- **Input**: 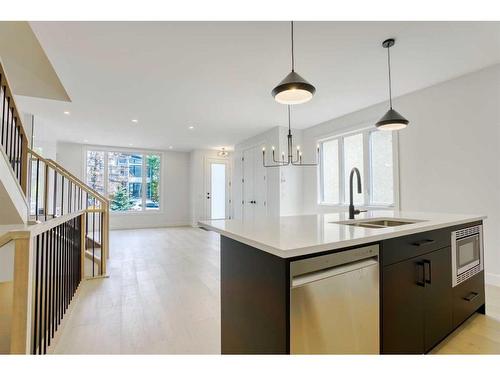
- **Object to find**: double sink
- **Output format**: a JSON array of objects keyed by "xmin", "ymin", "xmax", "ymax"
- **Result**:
[{"xmin": 333, "ymin": 218, "xmax": 423, "ymax": 229}]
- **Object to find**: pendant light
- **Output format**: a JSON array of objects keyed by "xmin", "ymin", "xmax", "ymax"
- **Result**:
[
  {"xmin": 262, "ymin": 106, "xmax": 319, "ymax": 168},
  {"xmin": 375, "ymin": 38, "xmax": 409, "ymax": 131},
  {"xmin": 271, "ymin": 21, "xmax": 316, "ymax": 105},
  {"xmin": 217, "ymin": 148, "xmax": 229, "ymax": 157}
]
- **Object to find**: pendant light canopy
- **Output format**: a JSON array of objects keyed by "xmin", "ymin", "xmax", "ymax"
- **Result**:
[
  {"xmin": 376, "ymin": 38, "xmax": 409, "ymax": 131},
  {"xmin": 272, "ymin": 21, "xmax": 316, "ymax": 105}
]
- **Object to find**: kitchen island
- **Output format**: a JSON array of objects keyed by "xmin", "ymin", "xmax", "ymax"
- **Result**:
[{"xmin": 200, "ymin": 211, "xmax": 486, "ymax": 354}]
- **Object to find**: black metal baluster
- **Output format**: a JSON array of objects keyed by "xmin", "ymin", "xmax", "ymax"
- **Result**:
[
  {"xmin": 8, "ymin": 110, "xmax": 14, "ymax": 166},
  {"xmin": 51, "ymin": 227, "xmax": 56, "ymax": 340},
  {"xmin": 53, "ymin": 171, "xmax": 58, "ymax": 217},
  {"xmin": 66, "ymin": 220, "xmax": 69, "ymax": 310},
  {"xmin": 68, "ymin": 180, "xmax": 72, "ymax": 213},
  {"xmin": 0, "ymin": 76, "xmax": 4, "ymax": 145},
  {"xmin": 47, "ymin": 228, "xmax": 52, "ymax": 347},
  {"xmin": 1, "ymin": 85, "xmax": 5, "ymax": 147},
  {"xmin": 11, "ymin": 118, "xmax": 16, "ymax": 172},
  {"xmin": 43, "ymin": 231, "xmax": 49, "ymax": 354},
  {"xmin": 73, "ymin": 217, "xmax": 76, "ymax": 293},
  {"xmin": 5, "ymin": 98, "xmax": 10, "ymax": 158},
  {"xmin": 14, "ymin": 120, "xmax": 19, "ymax": 176},
  {"xmin": 58, "ymin": 223, "xmax": 62, "ymax": 325},
  {"xmin": 38, "ymin": 232, "xmax": 45, "ymax": 354},
  {"xmin": 17, "ymin": 128, "xmax": 22, "ymax": 180},
  {"xmin": 100, "ymin": 211, "xmax": 103, "ymax": 275},
  {"xmin": 92, "ymin": 208, "xmax": 96, "ymax": 277},
  {"xmin": 61, "ymin": 176, "xmax": 65, "ymax": 216},
  {"xmin": 44, "ymin": 163, "xmax": 48, "ymax": 222},
  {"xmin": 35, "ymin": 158, "xmax": 40, "ymax": 221},
  {"xmin": 3, "ymin": 102, "xmax": 7, "ymax": 151}
]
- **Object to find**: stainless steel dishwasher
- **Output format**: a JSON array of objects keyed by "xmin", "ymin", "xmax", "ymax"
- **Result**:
[{"xmin": 290, "ymin": 245, "xmax": 379, "ymax": 354}]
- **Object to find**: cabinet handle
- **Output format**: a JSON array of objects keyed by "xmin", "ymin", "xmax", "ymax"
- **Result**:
[
  {"xmin": 423, "ymin": 259, "xmax": 431, "ymax": 284},
  {"xmin": 412, "ymin": 239, "xmax": 436, "ymax": 247},
  {"xmin": 416, "ymin": 262, "xmax": 425, "ymax": 287},
  {"xmin": 463, "ymin": 292, "xmax": 479, "ymax": 302}
]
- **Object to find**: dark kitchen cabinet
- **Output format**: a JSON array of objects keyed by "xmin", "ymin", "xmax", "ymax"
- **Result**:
[
  {"xmin": 422, "ymin": 246, "xmax": 452, "ymax": 351},
  {"xmin": 382, "ymin": 246, "xmax": 452, "ymax": 354},
  {"xmin": 382, "ymin": 255, "xmax": 425, "ymax": 353}
]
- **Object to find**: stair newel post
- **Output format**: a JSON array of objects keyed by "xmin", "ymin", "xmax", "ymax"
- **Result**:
[{"xmin": 10, "ymin": 237, "xmax": 32, "ymax": 354}]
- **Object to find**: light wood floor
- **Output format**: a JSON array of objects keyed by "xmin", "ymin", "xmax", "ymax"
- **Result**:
[{"xmin": 50, "ymin": 227, "xmax": 500, "ymax": 354}]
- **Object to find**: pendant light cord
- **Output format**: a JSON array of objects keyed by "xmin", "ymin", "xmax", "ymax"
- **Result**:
[
  {"xmin": 387, "ymin": 44, "xmax": 393, "ymax": 109},
  {"xmin": 288, "ymin": 105, "xmax": 292, "ymax": 135},
  {"xmin": 291, "ymin": 21, "xmax": 295, "ymax": 72}
]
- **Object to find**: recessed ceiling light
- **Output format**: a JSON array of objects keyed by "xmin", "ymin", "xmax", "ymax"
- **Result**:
[
  {"xmin": 129, "ymin": 143, "xmax": 133, "ymax": 146},
  {"xmin": 168, "ymin": 146, "xmax": 173, "ymax": 149},
  {"xmin": 131, "ymin": 119, "xmax": 138, "ymax": 123},
  {"xmin": 83, "ymin": 139, "xmax": 89, "ymax": 143},
  {"xmin": 188, "ymin": 126, "xmax": 194, "ymax": 130},
  {"xmin": 64, "ymin": 111, "xmax": 70, "ymax": 115}
]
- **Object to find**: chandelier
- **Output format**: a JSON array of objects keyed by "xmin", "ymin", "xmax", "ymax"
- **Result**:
[{"xmin": 262, "ymin": 106, "xmax": 319, "ymax": 167}]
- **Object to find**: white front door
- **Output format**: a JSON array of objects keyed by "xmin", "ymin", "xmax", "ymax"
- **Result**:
[{"xmin": 205, "ymin": 158, "xmax": 230, "ymax": 220}]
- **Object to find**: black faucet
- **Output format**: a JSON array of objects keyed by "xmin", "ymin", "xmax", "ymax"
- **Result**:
[{"xmin": 348, "ymin": 167, "xmax": 365, "ymax": 220}]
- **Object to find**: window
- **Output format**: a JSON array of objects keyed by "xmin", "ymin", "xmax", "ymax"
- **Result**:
[
  {"xmin": 320, "ymin": 128, "xmax": 397, "ymax": 207},
  {"xmin": 86, "ymin": 150, "xmax": 161, "ymax": 212}
]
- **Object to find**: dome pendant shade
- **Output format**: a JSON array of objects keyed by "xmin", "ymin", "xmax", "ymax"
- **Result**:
[
  {"xmin": 375, "ymin": 108, "xmax": 409, "ymax": 131},
  {"xmin": 272, "ymin": 71, "xmax": 316, "ymax": 105},
  {"xmin": 376, "ymin": 38, "xmax": 409, "ymax": 131}
]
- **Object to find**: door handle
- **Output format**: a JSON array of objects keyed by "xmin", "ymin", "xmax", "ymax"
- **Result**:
[
  {"xmin": 463, "ymin": 292, "xmax": 479, "ymax": 302},
  {"xmin": 423, "ymin": 259, "xmax": 431, "ymax": 284},
  {"xmin": 416, "ymin": 261, "xmax": 425, "ymax": 287},
  {"xmin": 412, "ymin": 239, "xmax": 436, "ymax": 247}
]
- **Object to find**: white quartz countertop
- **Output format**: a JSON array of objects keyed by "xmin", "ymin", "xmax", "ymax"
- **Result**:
[{"xmin": 199, "ymin": 210, "xmax": 485, "ymax": 258}]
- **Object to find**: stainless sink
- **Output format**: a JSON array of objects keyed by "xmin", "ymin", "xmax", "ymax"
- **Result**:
[{"xmin": 332, "ymin": 218, "xmax": 423, "ymax": 229}]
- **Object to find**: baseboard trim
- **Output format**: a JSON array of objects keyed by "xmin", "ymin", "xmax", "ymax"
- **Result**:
[
  {"xmin": 486, "ymin": 272, "xmax": 500, "ymax": 287},
  {"xmin": 110, "ymin": 222, "xmax": 191, "ymax": 231}
]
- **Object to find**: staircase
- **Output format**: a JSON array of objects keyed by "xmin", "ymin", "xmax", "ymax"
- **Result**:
[{"xmin": 0, "ymin": 59, "xmax": 109, "ymax": 354}]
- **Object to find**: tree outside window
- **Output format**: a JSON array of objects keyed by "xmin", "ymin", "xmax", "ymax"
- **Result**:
[{"xmin": 86, "ymin": 150, "xmax": 161, "ymax": 212}]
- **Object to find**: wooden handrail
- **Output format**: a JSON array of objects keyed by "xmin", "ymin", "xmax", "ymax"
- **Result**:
[
  {"xmin": 26, "ymin": 149, "xmax": 110, "ymax": 274},
  {"xmin": 27, "ymin": 149, "xmax": 109, "ymax": 206},
  {"xmin": 0, "ymin": 59, "xmax": 29, "ymax": 194}
]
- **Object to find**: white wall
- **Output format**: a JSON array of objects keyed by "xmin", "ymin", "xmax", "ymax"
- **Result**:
[
  {"xmin": 301, "ymin": 64, "xmax": 500, "ymax": 285},
  {"xmin": 56, "ymin": 142, "xmax": 191, "ymax": 230}
]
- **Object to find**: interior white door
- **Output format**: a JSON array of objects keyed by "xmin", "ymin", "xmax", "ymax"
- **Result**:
[
  {"xmin": 242, "ymin": 145, "xmax": 267, "ymax": 221},
  {"xmin": 242, "ymin": 148, "xmax": 255, "ymax": 221},
  {"xmin": 205, "ymin": 158, "xmax": 230, "ymax": 220}
]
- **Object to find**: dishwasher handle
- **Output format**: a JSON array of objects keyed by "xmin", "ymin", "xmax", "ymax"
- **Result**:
[{"xmin": 292, "ymin": 257, "xmax": 378, "ymax": 288}]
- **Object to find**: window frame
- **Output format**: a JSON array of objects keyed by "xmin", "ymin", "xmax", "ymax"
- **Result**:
[
  {"xmin": 318, "ymin": 124, "xmax": 400, "ymax": 209},
  {"xmin": 83, "ymin": 145, "xmax": 163, "ymax": 214}
]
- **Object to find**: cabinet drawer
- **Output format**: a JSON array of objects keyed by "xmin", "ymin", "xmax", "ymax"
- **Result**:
[
  {"xmin": 381, "ymin": 228, "xmax": 451, "ymax": 266},
  {"xmin": 452, "ymin": 271, "xmax": 485, "ymax": 329}
]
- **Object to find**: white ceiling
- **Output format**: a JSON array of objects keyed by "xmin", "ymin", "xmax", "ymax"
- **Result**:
[
  {"xmin": 0, "ymin": 22, "xmax": 70, "ymax": 101},
  {"xmin": 16, "ymin": 21, "xmax": 500, "ymax": 151}
]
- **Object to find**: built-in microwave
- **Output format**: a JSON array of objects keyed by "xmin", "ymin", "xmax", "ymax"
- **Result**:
[{"xmin": 451, "ymin": 225, "xmax": 484, "ymax": 287}]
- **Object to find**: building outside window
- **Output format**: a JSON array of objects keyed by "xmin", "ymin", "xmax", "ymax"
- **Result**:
[
  {"xmin": 86, "ymin": 150, "xmax": 161, "ymax": 212},
  {"xmin": 319, "ymin": 128, "xmax": 397, "ymax": 207}
]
